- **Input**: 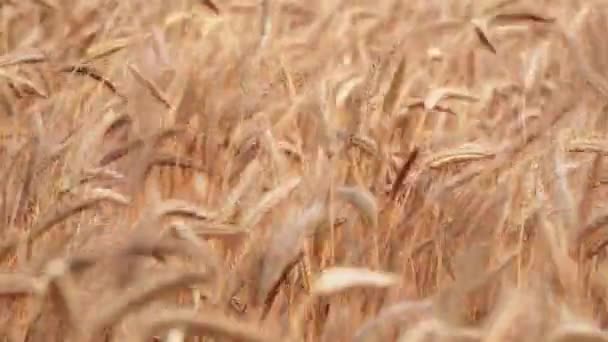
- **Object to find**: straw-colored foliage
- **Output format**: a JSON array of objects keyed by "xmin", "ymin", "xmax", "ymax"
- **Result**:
[{"xmin": 1, "ymin": 0, "xmax": 608, "ymax": 340}]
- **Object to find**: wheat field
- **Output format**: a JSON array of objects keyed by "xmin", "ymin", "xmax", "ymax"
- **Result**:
[{"xmin": 1, "ymin": 0, "xmax": 608, "ymax": 341}]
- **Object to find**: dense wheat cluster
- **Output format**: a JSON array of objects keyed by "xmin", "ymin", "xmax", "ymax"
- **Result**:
[{"xmin": 3, "ymin": 0, "xmax": 608, "ymax": 341}]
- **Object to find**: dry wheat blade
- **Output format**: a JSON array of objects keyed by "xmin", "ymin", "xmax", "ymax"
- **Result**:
[
  {"xmin": 335, "ymin": 75, "xmax": 365, "ymax": 110},
  {"xmin": 390, "ymin": 147, "xmax": 419, "ymax": 200},
  {"xmin": 427, "ymin": 143, "xmax": 495, "ymax": 168},
  {"xmin": 29, "ymin": 192, "xmax": 131, "ymax": 244},
  {"xmin": 424, "ymin": 87, "xmax": 479, "ymax": 111},
  {"xmin": 128, "ymin": 63, "xmax": 172, "ymax": 109},
  {"xmin": 98, "ymin": 126, "xmax": 186, "ymax": 166},
  {"xmin": 156, "ymin": 199, "xmax": 217, "ymax": 220},
  {"xmin": 258, "ymin": 202, "xmax": 326, "ymax": 306},
  {"xmin": 0, "ymin": 48, "xmax": 46, "ymax": 67},
  {"xmin": 85, "ymin": 37, "xmax": 133, "ymax": 61},
  {"xmin": 336, "ymin": 186, "xmax": 378, "ymax": 228},
  {"xmin": 0, "ymin": 69, "xmax": 48, "ymax": 98},
  {"xmin": 312, "ymin": 267, "xmax": 398, "ymax": 296},
  {"xmin": 59, "ymin": 64, "xmax": 124, "ymax": 99},
  {"xmin": 382, "ymin": 56, "xmax": 406, "ymax": 115},
  {"xmin": 348, "ymin": 134, "xmax": 379, "ymax": 157},
  {"xmin": 471, "ymin": 18, "xmax": 497, "ymax": 53},
  {"xmin": 239, "ymin": 176, "xmax": 301, "ymax": 229},
  {"xmin": 491, "ymin": 10, "xmax": 556, "ymax": 25}
]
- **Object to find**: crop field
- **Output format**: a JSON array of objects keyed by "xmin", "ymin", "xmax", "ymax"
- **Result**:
[{"xmin": 2, "ymin": 0, "xmax": 608, "ymax": 341}]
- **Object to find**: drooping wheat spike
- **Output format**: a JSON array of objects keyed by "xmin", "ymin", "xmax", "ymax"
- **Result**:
[
  {"xmin": 382, "ymin": 56, "xmax": 406, "ymax": 116},
  {"xmin": 84, "ymin": 37, "xmax": 134, "ymax": 62},
  {"xmin": 218, "ymin": 159, "xmax": 262, "ymax": 221},
  {"xmin": 0, "ymin": 48, "xmax": 47, "ymax": 67},
  {"xmin": 28, "ymin": 191, "xmax": 130, "ymax": 247},
  {"xmin": 59, "ymin": 64, "xmax": 125, "ymax": 99},
  {"xmin": 257, "ymin": 201, "xmax": 326, "ymax": 311},
  {"xmin": 311, "ymin": 266, "xmax": 398, "ymax": 296},
  {"xmin": 390, "ymin": 147, "xmax": 419, "ymax": 200},
  {"xmin": 426, "ymin": 143, "xmax": 495, "ymax": 169},
  {"xmin": 336, "ymin": 186, "xmax": 378, "ymax": 229},
  {"xmin": 0, "ymin": 69, "xmax": 48, "ymax": 98},
  {"xmin": 239, "ymin": 176, "xmax": 301, "ymax": 229},
  {"xmin": 98, "ymin": 126, "xmax": 186, "ymax": 166},
  {"xmin": 423, "ymin": 87, "xmax": 479, "ymax": 111},
  {"xmin": 348, "ymin": 134, "xmax": 379, "ymax": 158}
]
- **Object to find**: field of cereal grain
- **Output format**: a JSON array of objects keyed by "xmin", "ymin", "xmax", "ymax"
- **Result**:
[{"xmin": 1, "ymin": 0, "xmax": 608, "ymax": 341}]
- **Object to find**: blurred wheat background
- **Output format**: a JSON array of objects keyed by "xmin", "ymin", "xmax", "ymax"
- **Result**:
[{"xmin": 1, "ymin": 0, "xmax": 608, "ymax": 341}]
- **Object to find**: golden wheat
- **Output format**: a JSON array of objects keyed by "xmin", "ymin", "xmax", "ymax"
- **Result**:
[{"xmin": 2, "ymin": 0, "xmax": 608, "ymax": 340}]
